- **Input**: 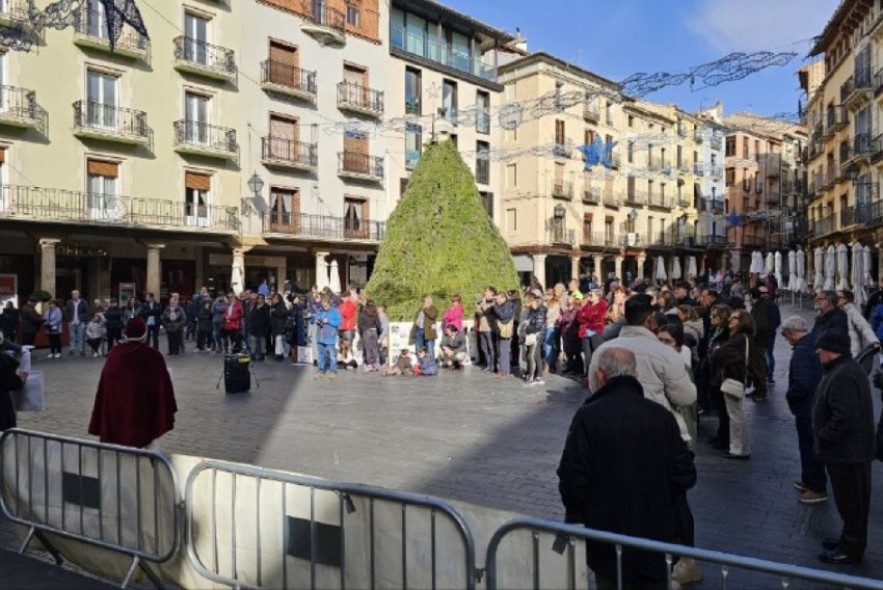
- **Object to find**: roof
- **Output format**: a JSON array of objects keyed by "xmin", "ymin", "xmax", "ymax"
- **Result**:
[
  {"xmin": 724, "ymin": 113, "xmax": 807, "ymax": 141},
  {"xmin": 497, "ymin": 52, "xmax": 622, "ymax": 89},
  {"xmin": 809, "ymin": 0, "xmax": 871, "ymax": 57},
  {"xmin": 393, "ymin": 0, "xmax": 515, "ymax": 43}
]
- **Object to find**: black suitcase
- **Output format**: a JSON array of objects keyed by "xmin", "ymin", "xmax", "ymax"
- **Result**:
[{"xmin": 224, "ymin": 354, "xmax": 251, "ymax": 394}]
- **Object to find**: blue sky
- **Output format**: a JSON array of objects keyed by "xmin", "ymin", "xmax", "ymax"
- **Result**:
[{"xmin": 443, "ymin": 0, "xmax": 839, "ymax": 117}]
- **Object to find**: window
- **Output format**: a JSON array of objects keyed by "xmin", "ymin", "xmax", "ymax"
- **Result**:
[
  {"xmin": 476, "ymin": 140, "xmax": 490, "ymax": 184},
  {"xmin": 268, "ymin": 115, "xmax": 299, "ymax": 162},
  {"xmin": 506, "ymin": 207, "xmax": 517, "ymax": 231},
  {"xmin": 86, "ymin": 159, "xmax": 118, "ymax": 220},
  {"xmin": 628, "ymin": 115, "xmax": 634, "ymax": 128},
  {"xmin": 268, "ymin": 41, "xmax": 299, "ymax": 87},
  {"xmin": 725, "ymin": 168, "xmax": 735, "ymax": 187},
  {"xmin": 343, "ymin": 130, "xmax": 369, "ymax": 173},
  {"xmin": 742, "ymin": 137, "xmax": 749, "ymax": 158},
  {"xmin": 479, "ymin": 191, "xmax": 493, "ymax": 218},
  {"xmin": 86, "ymin": 0, "xmax": 108, "ymax": 38},
  {"xmin": 583, "ymin": 214, "xmax": 593, "ymax": 240},
  {"xmin": 405, "ymin": 67, "xmax": 421, "ymax": 114},
  {"xmin": 184, "ymin": 92, "xmax": 210, "ymax": 144},
  {"xmin": 86, "ymin": 69, "xmax": 118, "ymax": 129},
  {"xmin": 754, "ymin": 140, "xmax": 760, "ymax": 162},
  {"xmin": 506, "ymin": 163, "xmax": 517, "ymax": 188},
  {"xmin": 405, "ymin": 122, "xmax": 422, "ymax": 170},
  {"xmin": 676, "ymin": 145, "xmax": 683, "ymax": 167},
  {"xmin": 442, "ymin": 79, "xmax": 458, "ymax": 122},
  {"xmin": 183, "ymin": 12, "xmax": 209, "ymax": 64},
  {"xmin": 346, "ymin": 2, "xmax": 361, "ymax": 26},
  {"xmin": 627, "ymin": 140, "xmax": 634, "ymax": 163},
  {"xmin": 555, "ymin": 120, "xmax": 565, "ymax": 145},
  {"xmin": 344, "ymin": 197, "xmax": 369, "ymax": 238},
  {"xmin": 342, "ymin": 63, "xmax": 369, "ymax": 106},
  {"xmin": 184, "ymin": 171, "xmax": 210, "ymax": 227},
  {"xmin": 449, "ymin": 133, "xmax": 458, "ymax": 148},
  {"xmin": 269, "ymin": 187, "xmax": 299, "ymax": 229},
  {"xmin": 605, "ymin": 101, "xmax": 613, "ymax": 125},
  {"xmin": 476, "ymin": 90, "xmax": 490, "ymax": 134}
]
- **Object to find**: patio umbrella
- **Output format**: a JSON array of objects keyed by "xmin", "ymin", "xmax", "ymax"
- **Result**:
[
  {"xmin": 764, "ymin": 252, "xmax": 774, "ymax": 276},
  {"xmin": 671, "ymin": 257, "xmax": 682, "ymax": 280},
  {"xmin": 329, "ymin": 259, "xmax": 342, "ymax": 293},
  {"xmin": 836, "ymin": 243, "xmax": 849, "ymax": 291},
  {"xmin": 813, "ymin": 247, "xmax": 824, "ymax": 291},
  {"xmin": 731, "ymin": 250, "xmax": 741, "ymax": 273},
  {"xmin": 774, "ymin": 251, "xmax": 783, "ymax": 286},
  {"xmin": 748, "ymin": 251, "xmax": 762, "ymax": 274},
  {"xmin": 687, "ymin": 256, "xmax": 698, "ymax": 279},
  {"xmin": 787, "ymin": 250, "xmax": 797, "ymax": 291},
  {"xmin": 864, "ymin": 245, "xmax": 874, "ymax": 289},
  {"xmin": 796, "ymin": 247, "xmax": 807, "ymax": 292},
  {"xmin": 824, "ymin": 245, "xmax": 836, "ymax": 291},
  {"xmin": 655, "ymin": 256, "xmax": 667, "ymax": 282},
  {"xmin": 852, "ymin": 242, "xmax": 866, "ymax": 308}
]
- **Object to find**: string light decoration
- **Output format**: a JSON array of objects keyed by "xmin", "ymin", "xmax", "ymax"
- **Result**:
[{"xmin": 1, "ymin": 0, "xmax": 148, "ymax": 52}]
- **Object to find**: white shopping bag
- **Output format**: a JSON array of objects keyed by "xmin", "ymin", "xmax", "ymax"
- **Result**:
[{"xmin": 13, "ymin": 370, "xmax": 43, "ymax": 412}]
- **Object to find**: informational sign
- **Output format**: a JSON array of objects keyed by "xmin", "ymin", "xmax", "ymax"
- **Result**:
[
  {"xmin": 387, "ymin": 322, "xmax": 414, "ymax": 367},
  {"xmin": 0, "ymin": 274, "xmax": 18, "ymax": 308},
  {"xmin": 118, "ymin": 282, "xmax": 136, "ymax": 306}
]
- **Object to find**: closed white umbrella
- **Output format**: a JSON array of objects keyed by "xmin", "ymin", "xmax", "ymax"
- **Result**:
[
  {"xmin": 864, "ymin": 245, "xmax": 874, "ymax": 288},
  {"xmin": 655, "ymin": 256, "xmax": 667, "ymax": 282},
  {"xmin": 824, "ymin": 245, "xmax": 836, "ymax": 291},
  {"xmin": 852, "ymin": 242, "xmax": 866, "ymax": 308},
  {"xmin": 797, "ymin": 247, "xmax": 807, "ymax": 292},
  {"xmin": 836, "ymin": 243, "xmax": 849, "ymax": 291},
  {"xmin": 329, "ymin": 259, "xmax": 342, "ymax": 293},
  {"xmin": 731, "ymin": 250, "xmax": 741, "ymax": 273},
  {"xmin": 687, "ymin": 256, "xmax": 698, "ymax": 279},
  {"xmin": 814, "ymin": 247, "xmax": 824, "ymax": 290},
  {"xmin": 748, "ymin": 251, "xmax": 761, "ymax": 274},
  {"xmin": 774, "ymin": 251, "xmax": 783, "ymax": 285},
  {"xmin": 787, "ymin": 250, "xmax": 797, "ymax": 291},
  {"xmin": 764, "ymin": 252, "xmax": 774, "ymax": 276},
  {"xmin": 671, "ymin": 257, "xmax": 682, "ymax": 280}
]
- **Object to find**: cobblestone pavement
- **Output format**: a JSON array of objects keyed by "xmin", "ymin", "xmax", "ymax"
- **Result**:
[{"xmin": 4, "ymin": 301, "xmax": 883, "ymax": 584}]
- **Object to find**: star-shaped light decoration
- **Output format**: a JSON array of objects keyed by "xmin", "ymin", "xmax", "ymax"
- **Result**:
[
  {"xmin": 578, "ymin": 136, "xmax": 618, "ymax": 171},
  {"xmin": 99, "ymin": 0, "xmax": 149, "ymax": 51}
]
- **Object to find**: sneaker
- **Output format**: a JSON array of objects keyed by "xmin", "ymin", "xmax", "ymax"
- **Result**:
[
  {"xmin": 818, "ymin": 549, "xmax": 862, "ymax": 565},
  {"xmin": 523, "ymin": 378, "xmax": 535, "ymax": 385},
  {"xmin": 533, "ymin": 379, "xmax": 545, "ymax": 386},
  {"xmin": 314, "ymin": 372, "xmax": 324, "ymax": 380},
  {"xmin": 328, "ymin": 372, "xmax": 337, "ymax": 380},
  {"xmin": 46, "ymin": 353, "xmax": 54, "ymax": 359},
  {"xmin": 672, "ymin": 557, "xmax": 703, "ymax": 585},
  {"xmin": 799, "ymin": 490, "xmax": 828, "ymax": 504},
  {"xmin": 793, "ymin": 480, "xmax": 808, "ymax": 492}
]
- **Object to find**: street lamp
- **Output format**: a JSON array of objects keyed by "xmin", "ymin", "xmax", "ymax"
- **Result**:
[
  {"xmin": 627, "ymin": 208, "xmax": 638, "ymax": 221},
  {"xmin": 846, "ymin": 162, "xmax": 861, "ymax": 184},
  {"xmin": 247, "ymin": 172, "xmax": 264, "ymax": 198},
  {"xmin": 553, "ymin": 204, "xmax": 566, "ymax": 219}
]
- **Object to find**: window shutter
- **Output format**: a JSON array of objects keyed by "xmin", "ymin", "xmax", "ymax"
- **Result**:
[
  {"xmin": 87, "ymin": 159, "xmax": 119, "ymax": 177},
  {"xmin": 185, "ymin": 171, "xmax": 211, "ymax": 191},
  {"xmin": 0, "ymin": 148, "xmax": 6, "ymax": 163}
]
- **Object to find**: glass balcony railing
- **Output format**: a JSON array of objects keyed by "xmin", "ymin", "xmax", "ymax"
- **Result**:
[{"xmin": 390, "ymin": 24, "xmax": 497, "ymax": 82}]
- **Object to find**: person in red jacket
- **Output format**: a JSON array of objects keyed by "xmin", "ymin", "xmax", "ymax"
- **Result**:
[
  {"xmin": 337, "ymin": 291, "xmax": 357, "ymax": 366},
  {"xmin": 576, "ymin": 289, "xmax": 608, "ymax": 379},
  {"xmin": 222, "ymin": 292, "xmax": 244, "ymax": 353}
]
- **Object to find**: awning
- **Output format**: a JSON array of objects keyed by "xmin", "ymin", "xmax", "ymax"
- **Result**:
[{"xmin": 512, "ymin": 255, "xmax": 534, "ymax": 272}]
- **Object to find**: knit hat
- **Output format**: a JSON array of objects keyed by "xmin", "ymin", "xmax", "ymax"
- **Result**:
[
  {"xmin": 815, "ymin": 330, "xmax": 851, "ymax": 356},
  {"xmin": 124, "ymin": 317, "xmax": 147, "ymax": 341}
]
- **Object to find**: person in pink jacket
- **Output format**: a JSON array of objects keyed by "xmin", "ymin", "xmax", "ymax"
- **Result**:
[{"xmin": 442, "ymin": 295, "xmax": 464, "ymax": 332}]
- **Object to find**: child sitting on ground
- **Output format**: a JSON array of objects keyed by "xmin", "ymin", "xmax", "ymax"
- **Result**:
[
  {"xmin": 384, "ymin": 349, "xmax": 414, "ymax": 376},
  {"xmin": 413, "ymin": 347, "xmax": 438, "ymax": 376}
]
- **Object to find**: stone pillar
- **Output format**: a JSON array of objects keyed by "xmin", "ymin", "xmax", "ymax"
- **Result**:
[
  {"xmin": 315, "ymin": 251, "xmax": 330, "ymax": 289},
  {"xmin": 636, "ymin": 254, "xmax": 646, "ymax": 280},
  {"xmin": 193, "ymin": 246, "xmax": 205, "ymax": 292},
  {"xmin": 532, "ymin": 254, "xmax": 547, "ymax": 288},
  {"xmin": 571, "ymin": 255, "xmax": 581, "ymax": 281},
  {"xmin": 146, "ymin": 243, "xmax": 165, "ymax": 297},
  {"xmin": 593, "ymin": 255, "xmax": 604, "ymax": 281},
  {"xmin": 38, "ymin": 238, "xmax": 60, "ymax": 298},
  {"xmin": 616, "ymin": 255, "xmax": 626, "ymax": 282}
]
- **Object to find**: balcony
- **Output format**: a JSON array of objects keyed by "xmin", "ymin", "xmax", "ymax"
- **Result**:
[
  {"xmin": 0, "ymin": 185, "xmax": 239, "ymax": 232},
  {"xmin": 857, "ymin": 201, "xmax": 883, "ymax": 226},
  {"xmin": 677, "ymin": 162, "xmax": 690, "ymax": 175},
  {"xmin": 677, "ymin": 124, "xmax": 687, "ymax": 138},
  {"xmin": 173, "ymin": 36, "xmax": 236, "ymax": 82},
  {"xmin": 693, "ymin": 162, "xmax": 705, "ymax": 177},
  {"xmin": 648, "ymin": 156, "xmax": 662, "ymax": 171},
  {"xmin": 73, "ymin": 5, "xmax": 149, "ymax": 59},
  {"xmin": 553, "ymin": 142, "xmax": 570, "ymax": 160},
  {"xmin": 390, "ymin": 24, "xmax": 497, "ymax": 83},
  {"xmin": 583, "ymin": 102, "xmax": 599, "ymax": 122},
  {"xmin": 710, "ymin": 166, "xmax": 723, "ymax": 179},
  {"xmin": 337, "ymin": 82, "xmax": 384, "ymax": 118},
  {"xmin": 875, "ymin": 65, "xmax": 883, "ymax": 96},
  {"xmin": 825, "ymin": 105, "xmax": 848, "ymax": 135},
  {"xmin": 624, "ymin": 190, "xmax": 646, "ymax": 206},
  {"xmin": 72, "ymin": 101, "xmax": 150, "ymax": 145},
  {"xmin": 604, "ymin": 191, "xmax": 621, "ymax": 208},
  {"xmin": 703, "ymin": 198, "xmax": 725, "ymax": 213},
  {"xmin": 647, "ymin": 193, "xmax": 672, "ymax": 210},
  {"xmin": 841, "ymin": 133, "xmax": 877, "ymax": 167},
  {"xmin": 702, "ymin": 235, "xmax": 729, "ymax": 248},
  {"xmin": 693, "ymin": 129, "xmax": 704, "ymax": 144},
  {"xmin": 551, "ymin": 181, "xmax": 574, "ymax": 200},
  {"xmin": 337, "ymin": 151, "xmax": 383, "ymax": 182},
  {"xmin": 646, "ymin": 230, "xmax": 676, "ymax": 248},
  {"xmin": 261, "ymin": 137, "xmax": 317, "ymax": 172},
  {"xmin": 812, "ymin": 213, "xmax": 837, "ymax": 238},
  {"xmin": 299, "ymin": 0, "xmax": 346, "ymax": 46},
  {"xmin": 710, "ymin": 135, "xmax": 722, "ymax": 150},
  {"xmin": 742, "ymin": 234, "xmax": 767, "ymax": 249},
  {"xmin": 582, "ymin": 186, "xmax": 601, "ymax": 205},
  {"xmin": 620, "ymin": 232, "xmax": 645, "ymax": 248},
  {"xmin": 0, "ymin": 86, "xmax": 41, "ymax": 129},
  {"xmin": 584, "ymin": 231, "xmax": 618, "ymax": 248},
  {"xmin": 0, "ymin": 0, "xmax": 27, "ymax": 27},
  {"xmin": 264, "ymin": 212, "xmax": 385, "ymax": 242},
  {"xmin": 547, "ymin": 224, "xmax": 575, "ymax": 245},
  {"xmin": 842, "ymin": 70, "xmax": 873, "ymax": 108},
  {"xmin": 840, "ymin": 206, "xmax": 857, "ymax": 229},
  {"xmin": 260, "ymin": 61, "xmax": 317, "ymax": 102},
  {"xmin": 677, "ymin": 196, "xmax": 691, "ymax": 209},
  {"xmin": 173, "ymin": 121, "xmax": 238, "ymax": 160}
]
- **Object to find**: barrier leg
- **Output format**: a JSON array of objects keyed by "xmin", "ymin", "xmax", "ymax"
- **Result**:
[
  {"xmin": 20, "ymin": 528, "xmax": 64, "ymax": 566},
  {"xmin": 138, "ymin": 560, "xmax": 165, "ymax": 590}
]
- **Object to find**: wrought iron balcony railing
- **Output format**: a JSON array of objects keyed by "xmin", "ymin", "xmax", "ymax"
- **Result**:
[
  {"xmin": 0, "ymin": 85, "xmax": 41, "ymax": 127},
  {"xmin": 173, "ymin": 120, "xmax": 238, "ymax": 156},
  {"xmin": 73, "ymin": 101, "xmax": 149, "ymax": 141},
  {"xmin": 73, "ymin": 5, "xmax": 149, "ymax": 55},
  {"xmin": 173, "ymin": 36, "xmax": 236, "ymax": 78},
  {"xmin": 261, "ymin": 137, "xmax": 317, "ymax": 169},
  {"xmin": 551, "ymin": 181, "xmax": 573, "ymax": 199},
  {"xmin": 337, "ymin": 151, "xmax": 383, "ymax": 179},
  {"xmin": 264, "ymin": 211, "xmax": 385, "ymax": 242},
  {"xmin": 260, "ymin": 61, "xmax": 317, "ymax": 99},
  {"xmin": 337, "ymin": 82, "xmax": 384, "ymax": 115},
  {"xmin": 546, "ymin": 225, "xmax": 575, "ymax": 245}
]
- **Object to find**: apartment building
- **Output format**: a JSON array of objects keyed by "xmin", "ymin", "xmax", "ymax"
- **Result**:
[
  {"xmin": 694, "ymin": 103, "xmax": 728, "ymax": 272},
  {"xmin": 496, "ymin": 52, "xmax": 624, "ymax": 286},
  {"xmin": 0, "ymin": 0, "xmax": 394, "ymax": 301},
  {"xmin": 803, "ymin": 0, "xmax": 883, "ymax": 284},
  {"xmin": 723, "ymin": 114, "xmax": 807, "ymax": 272},
  {"xmin": 386, "ymin": 0, "xmax": 511, "ymax": 228}
]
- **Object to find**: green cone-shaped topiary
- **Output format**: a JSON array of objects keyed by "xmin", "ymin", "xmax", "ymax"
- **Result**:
[{"xmin": 367, "ymin": 139, "xmax": 519, "ymax": 321}]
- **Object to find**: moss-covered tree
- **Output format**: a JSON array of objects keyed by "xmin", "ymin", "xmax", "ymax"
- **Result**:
[{"xmin": 366, "ymin": 139, "xmax": 519, "ymax": 320}]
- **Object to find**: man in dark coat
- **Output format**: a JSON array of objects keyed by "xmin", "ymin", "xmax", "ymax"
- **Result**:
[
  {"xmin": 783, "ymin": 316, "xmax": 826, "ymax": 504},
  {"xmin": 558, "ymin": 347, "xmax": 696, "ymax": 588},
  {"xmin": 810, "ymin": 290, "xmax": 849, "ymax": 345},
  {"xmin": 749, "ymin": 287, "xmax": 780, "ymax": 384},
  {"xmin": 813, "ymin": 331, "xmax": 875, "ymax": 565},
  {"xmin": 89, "ymin": 318, "xmax": 177, "ymax": 448},
  {"xmin": 0, "ymin": 332, "xmax": 26, "ymax": 431}
]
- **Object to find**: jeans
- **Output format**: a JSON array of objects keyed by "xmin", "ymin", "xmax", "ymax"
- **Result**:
[
  {"xmin": 414, "ymin": 327, "xmax": 435, "ymax": 358},
  {"xmin": 766, "ymin": 344, "xmax": 775, "ymax": 380},
  {"xmin": 525, "ymin": 342, "xmax": 543, "ymax": 380},
  {"xmin": 68, "ymin": 322, "xmax": 85, "ymax": 353},
  {"xmin": 317, "ymin": 342, "xmax": 337, "ymax": 373},
  {"xmin": 146, "ymin": 324, "xmax": 160, "ymax": 349},
  {"xmin": 827, "ymin": 462, "xmax": 872, "ymax": 558},
  {"xmin": 249, "ymin": 335, "xmax": 265, "ymax": 359},
  {"xmin": 310, "ymin": 323, "xmax": 319, "ymax": 363},
  {"xmin": 497, "ymin": 338, "xmax": 511, "ymax": 375},
  {"xmin": 543, "ymin": 327, "xmax": 558, "ymax": 367},
  {"xmin": 795, "ymin": 414, "xmax": 827, "ymax": 493},
  {"xmin": 362, "ymin": 328, "xmax": 379, "ymax": 366},
  {"xmin": 212, "ymin": 324, "xmax": 224, "ymax": 351},
  {"xmin": 479, "ymin": 331, "xmax": 496, "ymax": 370}
]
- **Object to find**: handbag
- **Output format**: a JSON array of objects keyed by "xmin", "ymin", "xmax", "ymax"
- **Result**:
[
  {"xmin": 524, "ymin": 333, "xmax": 538, "ymax": 346},
  {"xmin": 499, "ymin": 320, "xmax": 514, "ymax": 339},
  {"xmin": 721, "ymin": 335, "xmax": 749, "ymax": 399}
]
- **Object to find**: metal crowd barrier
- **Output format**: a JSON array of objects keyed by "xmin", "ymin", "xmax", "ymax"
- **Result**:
[
  {"xmin": 485, "ymin": 517, "xmax": 883, "ymax": 590},
  {"xmin": 184, "ymin": 459, "xmax": 478, "ymax": 589},
  {"xmin": 0, "ymin": 429, "xmax": 181, "ymax": 589}
]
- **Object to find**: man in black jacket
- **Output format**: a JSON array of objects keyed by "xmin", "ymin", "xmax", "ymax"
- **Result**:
[
  {"xmin": 810, "ymin": 290, "xmax": 848, "ymax": 345},
  {"xmin": 783, "ymin": 316, "xmax": 827, "ymax": 504},
  {"xmin": 558, "ymin": 347, "xmax": 696, "ymax": 589},
  {"xmin": 813, "ymin": 331, "xmax": 875, "ymax": 565},
  {"xmin": 750, "ymin": 287, "xmax": 780, "ymax": 384}
]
